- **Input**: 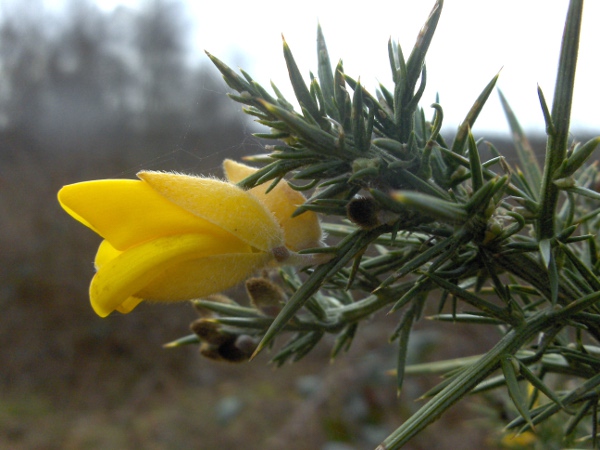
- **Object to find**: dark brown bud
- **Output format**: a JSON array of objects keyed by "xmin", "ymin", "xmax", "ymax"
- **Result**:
[
  {"xmin": 346, "ymin": 196, "xmax": 381, "ymax": 229},
  {"xmin": 199, "ymin": 342, "xmax": 224, "ymax": 361},
  {"xmin": 216, "ymin": 335, "xmax": 257, "ymax": 363},
  {"xmin": 190, "ymin": 319, "xmax": 231, "ymax": 346}
]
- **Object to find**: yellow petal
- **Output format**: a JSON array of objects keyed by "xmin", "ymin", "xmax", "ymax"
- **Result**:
[
  {"xmin": 115, "ymin": 297, "xmax": 144, "ymax": 314},
  {"xmin": 94, "ymin": 235, "xmax": 271, "ymax": 314},
  {"xmin": 138, "ymin": 252, "xmax": 272, "ymax": 301},
  {"xmin": 58, "ymin": 179, "xmax": 232, "ymax": 251},
  {"xmin": 92, "ymin": 242, "xmax": 144, "ymax": 313},
  {"xmin": 94, "ymin": 239, "xmax": 121, "ymax": 269},
  {"xmin": 223, "ymin": 159, "xmax": 322, "ymax": 251},
  {"xmin": 90, "ymin": 233, "xmax": 254, "ymax": 317},
  {"xmin": 138, "ymin": 171, "xmax": 284, "ymax": 252}
]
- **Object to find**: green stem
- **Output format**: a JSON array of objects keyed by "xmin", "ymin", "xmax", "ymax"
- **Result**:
[
  {"xmin": 378, "ymin": 320, "xmax": 540, "ymax": 448},
  {"xmin": 337, "ymin": 283, "xmax": 415, "ymax": 323},
  {"xmin": 379, "ymin": 289, "xmax": 600, "ymax": 449},
  {"xmin": 252, "ymin": 227, "xmax": 387, "ymax": 357},
  {"xmin": 536, "ymin": 0, "xmax": 583, "ymax": 239}
]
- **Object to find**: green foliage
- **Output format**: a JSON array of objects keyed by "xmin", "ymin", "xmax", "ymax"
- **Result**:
[{"xmin": 177, "ymin": 0, "xmax": 600, "ymax": 447}]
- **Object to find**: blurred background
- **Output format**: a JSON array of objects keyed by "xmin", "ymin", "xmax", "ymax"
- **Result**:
[{"xmin": 1, "ymin": 0, "xmax": 598, "ymax": 449}]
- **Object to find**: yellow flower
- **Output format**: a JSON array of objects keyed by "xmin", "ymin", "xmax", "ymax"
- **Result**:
[
  {"xmin": 499, "ymin": 431, "xmax": 537, "ymax": 449},
  {"xmin": 58, "ymin": 159, "xmax": 322, "ymax": 317}
]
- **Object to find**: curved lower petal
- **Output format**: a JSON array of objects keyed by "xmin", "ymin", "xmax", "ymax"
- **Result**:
[
  {"xmin": 90, "ymin": 233, "xmax": 252, "ymax": 317},
  {"xmin": 138, "ymin": 171, "xmax": 284, "ymax": 252},
  {"xmin": 58, "ymin": 180, "xmax": 232, "ymax": 251},
  {"xmin": 115, "ymin": 296, "xmax": 144, "ymax": 314},
  {"xmin": 139, "ymin": 252, "xmax": 273, "ymax": 301},
  {"xmin": 223, "ymin": 159, "xmax": 322, "ymax": 251}
]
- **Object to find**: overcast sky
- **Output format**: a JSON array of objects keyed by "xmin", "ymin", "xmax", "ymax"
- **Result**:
[{"xmin": 99, "ymin": 1, "xmax": 600, "ymax": 135}]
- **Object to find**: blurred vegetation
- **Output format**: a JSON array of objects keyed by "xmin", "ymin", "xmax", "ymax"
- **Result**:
[
  {"xmin": 0, "ymin": 1, "xmax": 256, "ymax": 448},
  {"xmin": 1, "ymin": 1, "xmax": 596, "ymax": 449},
  {"xmin": 0, "ymin": 0, "xmax": 250, "ymax": 389}
]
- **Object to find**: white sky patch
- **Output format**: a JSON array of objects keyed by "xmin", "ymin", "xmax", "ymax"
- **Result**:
[
  {"xmin": 79, "ymin": 0, "xmax": 600, "ymax": 134},
  {"xmin": 189, "ymin": 0, "xmax": 599, "ymax": 135}
]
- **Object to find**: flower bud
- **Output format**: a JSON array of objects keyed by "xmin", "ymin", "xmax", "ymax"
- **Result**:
[
  {"xmin": 346, "ymin": 196, "xmax": 381, "ymax": 229},
  {"xmin": 190, "ymin": 318, "xmax": 231, "ymax": 346},
  {"xmin": 246, "ymin": 277, "xmax": 286, "ymax": 317}
]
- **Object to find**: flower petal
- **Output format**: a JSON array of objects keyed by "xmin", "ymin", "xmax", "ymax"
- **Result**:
[
  {"xmin": 115, "ymin": 296, "xmax": 144, "ymax": 314},
  {"xmin": 94, "ymin": 239, "xmax": 121, "ymax": 269},
  {"xmin": 58, "ymin": 179, "xmax": 232, "ymax": 251},
  {"xmin": 138, "ymin": 252, "xmax": 272, "ymax": 301},
  {"xmin": 90, "ymin": 233, "xmax": 254, "ymax": 317},
  {"xmin": 138, "ymin": 171, "xmax": 284, "ymax": 252},
  {"xmin": 93, "ymin": 242, "xmax": 145, "ymax": 314},
  {"xmin": 223, "ymin": 159, "xmax": 322, "ymax": 251}
]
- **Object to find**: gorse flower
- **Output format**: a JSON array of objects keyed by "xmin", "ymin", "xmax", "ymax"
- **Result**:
[{"xmin": 57, "ymin": 159, "xmax": 323, "ymax": 317}]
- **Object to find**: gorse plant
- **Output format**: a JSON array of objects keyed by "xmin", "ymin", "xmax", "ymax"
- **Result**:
[
  {"xmin": 58, "ymin": 0, "xmax": 600, "ymax": 448},
  {"xmin": 199, "ymin": 0, "xmax": 600, "ymax": 446}
]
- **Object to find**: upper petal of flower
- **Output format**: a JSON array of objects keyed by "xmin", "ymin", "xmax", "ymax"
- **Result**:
[
  {"xmin": 223, "ymin": 159, "xmax": 322, "ymax": 251},
  {"xmin": 58, "ymin": 179, "xmax": 232, "ymax": 251},
  {"xmin": 138, "ymin": 171, "xmax": 284, "ymax": 252},
  {"xmin": 90, "ymin": 233, "xmax": 257, "ymax": 317}
]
